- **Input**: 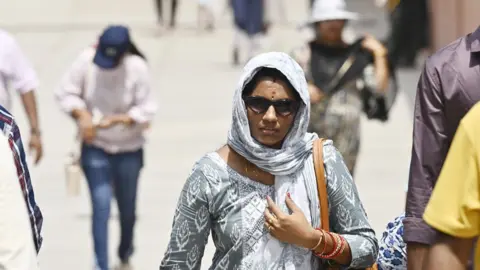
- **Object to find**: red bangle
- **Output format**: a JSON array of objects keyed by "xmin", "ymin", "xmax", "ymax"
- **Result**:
[
  {"xmin": 328, "ymin": 234, "xmax": 345, "ymax": 258},
  {"xmin": 337, "ymin": 236, "xmax": 347, "ymax": 256},
  {"xmin": 314, "ymin": 231, "xmax": 335, "ymax": 257},
  {"xmin": 316, "ymin": 232, "xmax": 343, "ymax": 259}
]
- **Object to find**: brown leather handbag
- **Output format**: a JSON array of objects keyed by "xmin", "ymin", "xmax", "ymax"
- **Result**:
[{"xmin": 313, "ymin": 139, "xmax": 377, "ymax": 270}]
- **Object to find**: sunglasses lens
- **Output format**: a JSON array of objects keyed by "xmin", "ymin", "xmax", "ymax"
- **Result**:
[
  {"xmin": 245, "ymin": 97, "xmax": 269, "ymax": 113},
  {"xmin": 244, "ymin": 96, "xmax": 298, "ymax": 116},
  {"xmin": 275, "ymin": 101, "xmax": 296, "ymax": 116}
]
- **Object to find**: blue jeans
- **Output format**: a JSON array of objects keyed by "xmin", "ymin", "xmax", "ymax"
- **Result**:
[{"xmin": 81, "ymin": 145, "xmax": 143, "ymax": 270}]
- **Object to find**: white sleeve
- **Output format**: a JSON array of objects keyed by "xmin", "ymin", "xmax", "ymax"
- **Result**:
[
  {"xmin": 6, "ymin": 37, "xmax": 39, "ymax": 94},
  {"xmin": 0, "ymin": 135, "xmax": 39, "ymax": 270},
  {"xmin": 54, "ymin": 49, "xmax": 92, "ymax": 114},
  {"xmin": 127, "ymin": 60, "xmax": 157, "ymax": 124}
]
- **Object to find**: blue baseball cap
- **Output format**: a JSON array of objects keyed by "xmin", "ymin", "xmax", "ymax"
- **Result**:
[{"xmin": 93, "ymin": 25, "xmax": 131, "ymax": 69}]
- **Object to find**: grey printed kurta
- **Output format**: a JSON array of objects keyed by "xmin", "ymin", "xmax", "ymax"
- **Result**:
[{"xmin": 160, "ymin": 142, "xmax": 378, "ymax": 270}]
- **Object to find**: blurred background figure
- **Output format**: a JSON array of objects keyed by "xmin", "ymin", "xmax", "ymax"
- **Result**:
[
  {"xmin": 55, "ymin": 25, "xmax": 157, "ymax": 270},
  {"xmin": 269, "ymin": 0, "xmax": 287, "ymax": 25},
  {"xmin": 154, "ymin": 0, "xmax": 179, "ymax": 30},
  {"xmin": 0, "ymin": 29, "xmax": 43, "ymax": 165},
  {"xmin": 231, "ymin": 0, "xmax": 270, "ymax": 65},
  {"xmin": 292, "ymin": 0, "xmax": 394, "ymax": 176},
  {"xmin": 197, "ymin": 0, "xmax": 215, "ymax": 31},
  {"xmin": 383, "ymin": 0, "xmax": 429, "ymax": 68}
]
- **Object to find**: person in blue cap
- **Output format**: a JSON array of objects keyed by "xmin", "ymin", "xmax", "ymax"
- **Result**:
[{"xmin": 55, "ymin": 25, "xmax": 157, "ymax": 270}]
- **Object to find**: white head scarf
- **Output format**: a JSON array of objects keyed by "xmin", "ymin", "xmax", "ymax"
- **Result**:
[
  {"xmin": 227, "ymin": 52, "xmax": 318, "ymax": 174},
  {"xmin": 227, "ymin": 52, "xmax": 321, "ymax": 269}
]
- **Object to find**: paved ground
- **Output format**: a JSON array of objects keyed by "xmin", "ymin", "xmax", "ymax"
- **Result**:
[{"xmin": 0, "ymin": 0, "xmax": 421, "ymax": 269}]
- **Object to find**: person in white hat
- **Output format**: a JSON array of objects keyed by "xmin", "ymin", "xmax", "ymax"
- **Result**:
[{"xmin": 292, "ymin": 0, "xmax": 393, "ymax": 176}]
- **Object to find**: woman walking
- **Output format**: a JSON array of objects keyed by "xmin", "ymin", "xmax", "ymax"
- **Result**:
[
  {"xmin": 230, "ymin": 0, "xmax": 270, "ymax": 65},
  {"xmin": 155, "ymin": 0, "xmax": 179, "ymax": 29},
  {"xmin": 159, "ymin": 52, "xmax": 377, "ymax": 269},
  {"xmin": 197, "ymin": 0, "xmax": 215, "ymax": 31},
  {"xmin": 55, "ymin": 25, "xmax": 157, "ymax": 270},
  {"xmin": 292, "ymin": 0, "xmax": 393, "ymax": 176}
]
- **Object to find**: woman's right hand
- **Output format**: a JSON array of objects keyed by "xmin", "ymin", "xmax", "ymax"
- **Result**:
[
  {"xmin": 77, "ymin": 113, "xmax": 96, "ymax": 144},
  {"xmin": 308, "ymin": 84, "xmax": 324, "ymax": 104}
]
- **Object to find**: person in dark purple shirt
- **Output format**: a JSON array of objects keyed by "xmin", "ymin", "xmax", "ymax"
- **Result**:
[{"xmin": 404, "ymin": 26, "xmax": 480, "ymax": 269}]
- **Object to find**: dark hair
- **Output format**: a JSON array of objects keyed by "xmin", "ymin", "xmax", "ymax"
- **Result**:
[
  {"xmin": 128, "ymin": 41, "xmax": 147, "ymax": 61},
  {"xmin": 242, "ymin": 67, "xmax": 300, "ymax": 101}
]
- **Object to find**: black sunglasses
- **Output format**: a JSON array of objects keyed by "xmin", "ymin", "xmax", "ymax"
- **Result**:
[{"xmin": 243, "ymin": 96, "xmax": 299, "ymax": 116}]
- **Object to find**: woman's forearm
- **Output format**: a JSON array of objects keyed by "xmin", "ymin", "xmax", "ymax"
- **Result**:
[{"xmin": 373, "ymin": 52, "xmax": 390, "ymax": 92}]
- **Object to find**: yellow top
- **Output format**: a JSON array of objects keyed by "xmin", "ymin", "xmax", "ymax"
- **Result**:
[{"xmin": 423, "ymin": 102, "xmax": 480, "ymax": 269}]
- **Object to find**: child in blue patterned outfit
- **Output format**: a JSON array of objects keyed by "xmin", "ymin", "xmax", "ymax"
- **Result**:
[{"xmin": 377, "ymin": 214, "xmax": 407, "ymax": 270}]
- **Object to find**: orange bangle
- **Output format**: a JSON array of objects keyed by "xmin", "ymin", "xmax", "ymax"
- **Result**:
[
  {"xmin": 311, "ymin": 229, "xmax": 324, "ymax": 251},
  {"xmin": 314, "ymin": 231, "xmax": 333, "ymax": 257}
]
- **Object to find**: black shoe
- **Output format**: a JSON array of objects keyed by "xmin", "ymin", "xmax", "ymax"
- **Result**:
[{"xmin": 206, "ymin": 23, "xmax": 215, "ymax": 32}]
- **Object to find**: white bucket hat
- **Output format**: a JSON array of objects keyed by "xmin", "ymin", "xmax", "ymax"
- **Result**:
[{"xmin": 306, "ymin": 0, "xmax": 359, "ymax": 24}]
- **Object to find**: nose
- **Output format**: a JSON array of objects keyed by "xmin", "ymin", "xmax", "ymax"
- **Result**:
[{"xmin": 262, "ymin": 105, "xmax": 277, "ymax": 122}]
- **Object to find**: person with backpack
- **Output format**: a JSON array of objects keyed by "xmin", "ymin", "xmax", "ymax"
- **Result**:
[{"xmin": 55, "ymin": 25, "xmax": 157, "ymax": 270}]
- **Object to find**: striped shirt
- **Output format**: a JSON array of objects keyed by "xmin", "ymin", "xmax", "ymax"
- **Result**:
[{"xmin": 0, "ymin": 105, "xmax": 43, "ymax": 252}]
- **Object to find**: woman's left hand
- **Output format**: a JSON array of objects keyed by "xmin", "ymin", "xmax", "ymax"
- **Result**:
[{"xmin": 265, "ymin": 194, "xmax": 317, "ymax": 249}]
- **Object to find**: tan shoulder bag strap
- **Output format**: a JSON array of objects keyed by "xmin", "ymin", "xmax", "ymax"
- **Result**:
[
  {"xmin": 313, "ymin": 138, "xmax": 378, "ymax": 270},
  {"xmin": 313, "ymin": 138, "xmax": 330, "ymax": 231}
]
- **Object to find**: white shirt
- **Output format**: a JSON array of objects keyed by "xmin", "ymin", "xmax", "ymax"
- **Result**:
[
  {"xmin": 55, "ymin": 47, "xmax": 157, "ymax": 153},
  {"xmin": 0, "ymin": 29, "xmax": 39, "ymax": 111},
  {"xmin": 0, "ymin": 134, "xmax": 39, "ymax": 270}
]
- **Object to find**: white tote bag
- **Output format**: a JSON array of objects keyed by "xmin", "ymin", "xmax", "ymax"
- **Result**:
[{"xmin": 64, "ymin": 61, "xmax": 101, "ymax": 197}]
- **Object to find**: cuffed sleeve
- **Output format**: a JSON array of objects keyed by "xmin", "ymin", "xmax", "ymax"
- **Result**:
[
  {"xmin": 54, "ymin": 49, "xmax": 92, "ymax": 114},
  {"xmin": 404, "ymin": 60, "xmax": 446, "ymax": 245},
  {"xmin": 324, "ymin": 143, "xmax": 378, "ymax": 268},
  {"xmin": 6, "ymin": 37, "xmax": 39, "ymax": 94},
  {"xmin": 127, "ymin": 63, "xmax": 157, "ymax": 124}
]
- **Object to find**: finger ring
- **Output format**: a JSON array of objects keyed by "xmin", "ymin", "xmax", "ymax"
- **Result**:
[{"xmin": 269, "ymin": 218, "xmax": 274, "ymax": 224}]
